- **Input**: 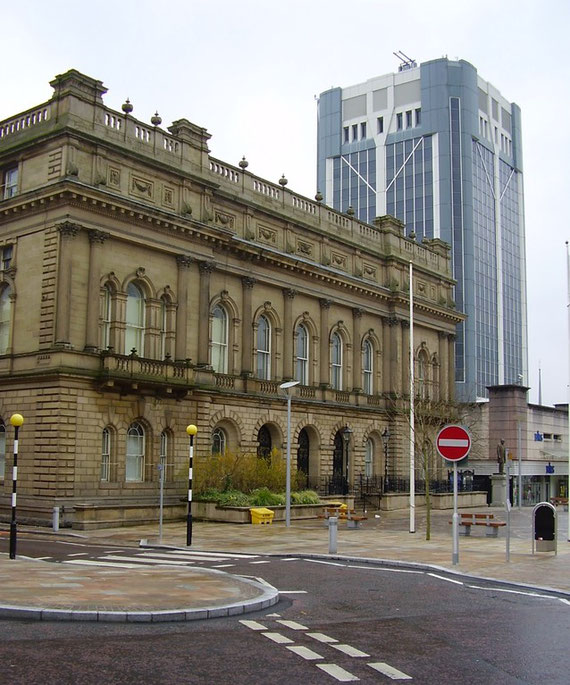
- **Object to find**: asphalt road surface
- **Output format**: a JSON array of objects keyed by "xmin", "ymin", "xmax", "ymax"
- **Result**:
[{"xmin": 0, "ymin": 537, "xmax": 568, "ymax": 684}]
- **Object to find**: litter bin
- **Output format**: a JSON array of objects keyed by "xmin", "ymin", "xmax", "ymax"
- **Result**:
[
  {"xmin": 532, "ymin": 501, "xmax": 556, "ymax": 554},
  {"xmin": 250, "ymin": 507, "xmax": 274, "ymax": 525}
]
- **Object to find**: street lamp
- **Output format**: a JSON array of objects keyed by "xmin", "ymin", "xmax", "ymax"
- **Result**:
[
  {"xmin": 279, "ymin": 380, "xmax": 300, "ymax": 527},
  {"xmin": 9, "ymin": 413, "xmax": 24, "ymax": 560},
  {"xmin": 342, "ymin": 426, "xmax": 353, "ymax": 495},
  {"xmin": 382, "ymin": 427, "xmax": 390, "ymax": 494},
  {"xmin": 186, "ymin": 424, "xmax": 198, "ymax": 546}
]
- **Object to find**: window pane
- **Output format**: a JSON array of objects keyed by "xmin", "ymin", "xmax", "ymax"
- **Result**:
[
  {"xmin": 295, "ymin": 324, "xmax": 308, "ymax": 384},
  {"xmin": 126, "ymin": 423, "xmax": 144, "ymax": 481},
  {"xmin": 256, "ymin": 316, "xmax": 271, "ymax": 379},
  {"xmin": 211, "ymin": 305, "xmax": 228, "ymax": 373},
  {"xmin": 125, "ymin": 283, "xmax": 144, "ymax": 354},
  {"xmin": 0, "ymin": 286, "xmax": 11, "ymax": 354}
]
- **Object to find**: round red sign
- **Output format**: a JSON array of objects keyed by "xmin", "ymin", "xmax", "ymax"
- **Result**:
[{"xmin": 436, "ymin": 424, "xmax": 471, "ymax": 462}]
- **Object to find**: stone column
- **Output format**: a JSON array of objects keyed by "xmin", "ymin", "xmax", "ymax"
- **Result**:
[
  {"xmin": 55, "ymin": 221, "xmax": 80, "ymax": 347},
  {"xmin": 319, "ymin": 298, "xmax": 331, "ymax": 387},
  {"xmin": 448, "ymin": 334, "xmax": 456, "ymax": 400},
  {"xmin": 352, "ymin": 308, "xmax": 363, "ymax": 392},
  {"xmin": 241, "ymin": 277, "xmax": 256, "ymax": 376},
  {"xmin": 388, "ymin": 316, "xmax": 401, "ymax": 395},
  {"xmin": 438, "ymin": 331, "xmax": 449, "ymax": 401},
  {"xmin": 401, "ymin": 320, "xmax": 410, "ymax": 397},
  {"xmin": 84, "ymin": 229, "xmax": 109, "ymax": 351},
  {"xmin": 382, "ymin": 316, "xmax": 391, "ymax": 394},
  {"xmin": 282, "ymin": 288, "xmax": 296, "ymax": 381},
  {"xmin": 175, "ymin": 255, "xmax": 192, "ymax": 361},
  {"xmin": 197, "ymin": 261, "xmax": 215, "ymax": 366}
]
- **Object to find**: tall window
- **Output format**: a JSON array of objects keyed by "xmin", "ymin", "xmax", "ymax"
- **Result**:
[
  {"xmin": 2, "ymin": 167, "xmax": 18, "ymax": 199},
  {"xmin": 125, "ymin": 282, "xmax": 145, "ymax": 355},
  {"xmin": 101, "ymin": 284, "xmax": 112, "ymax": 350},
  {"xmin": 331, "ymin": 332, "xmax": 343, "ymax": 390},
  {"xmin": 256, "ymin": 315, "xmax": 271, "ymax": 380},
  {"xmin": 212, "ymin": 427, "xmax": 227, "ymax": 456},
  {"xmin": 295, "ymin": 324, "xmax": 309, "ymax": 385},
  {"xmin": 126, "ymin": 422, "xmax": 145, "ymax": 482},
  {"xmin": 1, "ymin": 245, "xmax": 13, "ymax": 270},
  {"xmin": 365, "ymin": 437, "xmax": 373, "ymax": 478},
  {"xmin": 160, "ymin": 430, "xmax": 168, "ymax": 480},
  {"xmin": 257, "ymin": 424, "xmax": 272, "ymax": 461},
  {"xmin": 417, "ymin": 350, "xmax": 429, "ymax": 399},
  {"xmin": 101, "ymin": 428, "xmax": 111, "ymax": 481},
  {"xmin": 211, "ymin": 305, "xmax": 228, "ymax": 373},
  {"xmin": 0, "ymin": 420, "xmax": 5, "ymax": 480},
  {"xmin": 362, "ymin": 339, "xmax": 373, "ymax": 394},
  {"xmin": 160, "ymin": 298, "xmax": 168, "ymax": 360},
  {"xmin": 0, "ymin": 285, "xmax": 12, "ymax": 355}
]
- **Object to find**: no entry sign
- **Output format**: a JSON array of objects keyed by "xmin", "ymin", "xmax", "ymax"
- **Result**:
[{"xmin": 436, "ymin": 425, "xmax": 471, "ymax": 462}]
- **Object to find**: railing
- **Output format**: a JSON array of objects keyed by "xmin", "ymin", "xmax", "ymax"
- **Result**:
[
  {"xmin": 99, "ymin": 351, "xmax": 193, "ymax": 384},
  {"xmin": 210, "ymin": 160, "xmax": 240, "ymax": 183},
  {"xmin": 299, "ymin": 385, "xmax": 316, "ymax": 399},
  {"xmin": 215, "ymin": 373, "xmax": 235, "ymax": 389},
  {"xmin": 0, "ymin": 103, "xmax": 51, "ymax": 139}
]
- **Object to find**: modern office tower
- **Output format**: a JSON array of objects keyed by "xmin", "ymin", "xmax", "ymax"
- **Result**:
[{"xmin": 317, "ymin": 56, "xmax": 527, "ymax": 402}]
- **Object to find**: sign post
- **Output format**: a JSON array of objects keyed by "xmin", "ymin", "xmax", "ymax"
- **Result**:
[{"xmin": 436, "ymin": 424, "xmax": 472, "ymax": 566}]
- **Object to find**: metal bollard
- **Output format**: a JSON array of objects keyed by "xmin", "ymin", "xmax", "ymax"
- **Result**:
[
  {"xmin": 52, "ymin": 506, "xmax": 60, "ymax": 532},
  {"xmin": 328, "ymin": 516, "xmax": 338, "ymax": 554}
]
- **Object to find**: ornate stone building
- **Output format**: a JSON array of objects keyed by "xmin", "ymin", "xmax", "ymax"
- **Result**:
[{"xmin": 0, "ymin": 70, "xmax": 462, "ymax": 527}]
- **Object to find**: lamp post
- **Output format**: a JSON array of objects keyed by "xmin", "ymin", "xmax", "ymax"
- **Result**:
[
  {"xmin": 343, "ymin": 426, "xmax": 353, "ymax": 495},
  {"xmin": 9, "ymin": 413, "xmax": 24, "ymax": 560},
  {"xmin": 382, "ymin": 427, "xmax": 390, "ymax": 494},
  {"xmin": 279, "ymin": 380, "xmax": 300, "ymax": 527},
  {"xmin": 186, "ymin": 424, "xmax": 198, "ymax": 546}
]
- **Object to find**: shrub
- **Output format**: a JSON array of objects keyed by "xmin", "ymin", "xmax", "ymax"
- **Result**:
[
  {"xmin": 290, "ymin": 490, "xmax": 320, "ymax": 504},
  {"xmin": 249, "ymin": 487, "xmax": 285, "ymax": 506}
]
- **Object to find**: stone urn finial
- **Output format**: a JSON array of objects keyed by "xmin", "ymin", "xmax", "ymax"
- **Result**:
[{"xmin": 151, "ymin": 111, "xmax": 162, "ymax": 126}]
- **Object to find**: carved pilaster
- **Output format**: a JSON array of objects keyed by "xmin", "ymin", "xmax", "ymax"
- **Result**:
[
  {"xmin": 85, "ymin": 229, "xmax": 110, "ymax": 351},
  {"xmin": 55, "ymin": 221, "xmax": 81, "ymax": 347}
]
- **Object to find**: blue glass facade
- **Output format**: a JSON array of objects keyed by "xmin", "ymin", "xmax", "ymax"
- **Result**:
[{"xmin": 317, "ymin": 57, "xmax": 527, "ymax": 402}]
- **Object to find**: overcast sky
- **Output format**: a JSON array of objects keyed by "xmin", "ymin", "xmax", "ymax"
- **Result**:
[{"xmin": 2, "ymin": 0, "xmax": 569, "ymax": 406}]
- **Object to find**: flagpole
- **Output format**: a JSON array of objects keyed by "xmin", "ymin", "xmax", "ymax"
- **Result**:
[
  {"xmin": 409, "ymin": 261, "xmax": 415, "ymax": 534},
  {"xmin": 566, "ymin": 241, "xmax": 570, "ymax": 541}
]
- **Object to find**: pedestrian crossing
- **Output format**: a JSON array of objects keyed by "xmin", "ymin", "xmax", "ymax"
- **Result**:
[
  {"xmin": 62, "ymin": 548, "xmax": 262, "ymax": 569},
  {"xmin": 239, "ymin": 614, "xmax": 413, "ymax": 681}
]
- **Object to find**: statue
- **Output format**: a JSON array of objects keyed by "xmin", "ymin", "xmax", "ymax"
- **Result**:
[{"xmin": 496, "ymin": 439, "xmax": 506, "ymax": 475}]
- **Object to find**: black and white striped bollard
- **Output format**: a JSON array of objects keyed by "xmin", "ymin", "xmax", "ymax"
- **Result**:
[
  {"xmin": 186, "ymin": 424, "xmax": 198, "ymax": 546},
  {"xmin": 9, "ymin": 413, "xmax": 24, "ymax": 560}
]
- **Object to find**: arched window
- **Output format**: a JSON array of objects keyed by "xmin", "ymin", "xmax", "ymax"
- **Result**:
[
  {"xmin": 363, "ymin": 339, "xmax": 373, "ymax": 394},
  {"xmin": 256, "ymin": 315, "xmax": 271, "ymax": 380},
  {"xmin": 417, "ymin": 349, "xmax": 429, "ymax": 399},
  {"xmin": 211, "ymin": 305, "xmax": 228, "ymax": 374},
  {"xmin": 0, "ymin": 419, "xmax": 5, "ymax": 480},
  {"xmin": 211, "ymin": 427, "xmax": 227, "ymax": 456},
  {"xmin": 101, "ymin": 284, "xmax": 113, "ymax": 350},
  {"xmin": 0, "ymin": 285, "xmax": 12, "ymax": 355},
  {"xmin": 331, "ymin": 332, "xmax": 343, "ymax": 390},
  {"xmin": 257, "ymin": 425, "xmax": 272, "ymax": 461},
  {"xmin": 126, "ymin": 422, "xmax": 145, "ymax": 482},
  {"xmin": 295, "ymin": 324, "xmax": 309, "ymax": 385},
  {"xmin": 365, "ymin": 437, "xmax": 374, "ymax": 478},
  {"xmin": 125, "ymin": 282, "xmax": 145, "ymax": 355},
  {"xmin": 160, "ymin": 298, "xmax": 168, "ymax": 360},
  {"xmin": 101, "ymin": 428, "xmax": 111, "ymax": 481}
]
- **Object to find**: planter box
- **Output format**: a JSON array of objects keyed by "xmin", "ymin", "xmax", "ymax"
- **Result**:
[
  {"xmin": 192, "ymin": 501, "xmax": 327, "ymax": 523},
  {"xmin": 380, "ymin": 491, "xmax": 488, "ymax": 512}
]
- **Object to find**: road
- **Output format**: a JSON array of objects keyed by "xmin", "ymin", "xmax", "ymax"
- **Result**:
[{"xmin": 0, "ymin": 536, "xmax": 568, "ymax": 684}]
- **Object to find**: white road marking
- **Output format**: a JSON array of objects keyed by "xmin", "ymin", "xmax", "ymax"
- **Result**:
[
  {"xmin": 33, "ymin": 556, "xmax": 53, "ymax": 560},
  {"xmin": 348, "ymin": 565, "xmax": 423, "ymax": 575},
  {"xmin": 67, "ymin": 553, "xmax": 89, "ymax": 557},
  {"xmin": 316, "ymin": 664, "xmax": 359, "ymax": 681},
  {"xmin": 427, "ymin": 573, "xmax": 463, "ymax": 585},
  {"xmin": 212, "ymin": 564, "xmax": 235, "ymax": 568},
  {"xmin": 281, "ymin": 558, "xmax": 300, "ymax": 561},
  {"xmin": 304, "ymin": 559, "xmax": 346, "ymax": 567},
  {"xmin": 368, "ymin": 662, "xmax": 412, "ymax": 680},
  {"xmin": 466, "ymin": 584, "xmax": 552, "ymax": 599},
  {"xmin": 262, "ymin": 632, "xmax": 294, "ymax": 644},
  {"xmin": 63, "ymin": 559, "xmax": 142, "ymax": 569},
  {"xmin": 265, "ymin": 613, "xmax": 281, "ymax": 617},
  {"xmin": 276, "ymin": 620, "xmax": 308, "ymax": 630},
  {"xmin": 278, "ymin": 590, "xmax": 307, "ymax": 594},
  {"xmin": 138, "ymin": 551, "xmax": 228, "ymax": 562},
  {"xmin": 286, "ymin": 645, "xmax": 323, "ymax": 660},
  {"xmin": 307, "ymin": 632, "xmax": 338, "ymax": 644},
  {"xmin": 331, "ymin": 644, "xmax": 369, "ymax": 657},
  {"xmin": 559, "ymin": 598, "xmax": 570, "ymax": 606},
  {"xmin": 102, "ymin": 555, "xmax": 194, "ymax": 566},
  {"xmin": 239, "ymin": 620, "xmax": 267, "ymax": 630},
  {"xmin": 249, "ymin": 560, "xmax": 271, "ymax": 564},
  {"xmin": 164, "ymin": 550, "xmax": 259, "ymax": 559}
]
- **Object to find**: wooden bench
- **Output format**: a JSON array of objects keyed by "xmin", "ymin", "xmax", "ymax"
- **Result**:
[
  {"xmin": 319, "ymin": 507, "xmax": 367, "ymax": 528},
  {"xmin": 550, "ymin": 497, "xmax": 568, "ymax": 508},
  {"xmin": 346, "ymin": 510, "xmax": 368, "ymax": 529},
  {"xmin": 450, "ymin": 512, "xmax": 506, "ymax": 537}
]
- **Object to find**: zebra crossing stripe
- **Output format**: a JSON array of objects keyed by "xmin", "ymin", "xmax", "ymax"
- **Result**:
[
  {"xmin": 367, "ymin": 662, "xmax": 412, "ymax": 680},
  {"xmin": 316, "ymin": 664, "xmax": 359, "ymax": 681}
]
